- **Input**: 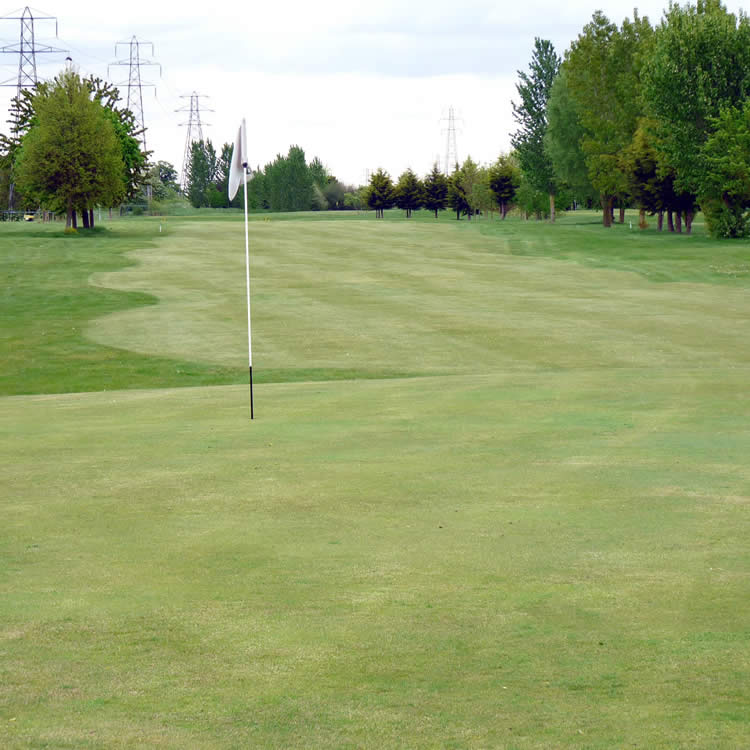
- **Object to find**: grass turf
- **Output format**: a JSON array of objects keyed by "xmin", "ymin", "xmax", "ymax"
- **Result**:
[{"xmin": 2, "ymin": 210, "xmax": 750, "ymax": 747}]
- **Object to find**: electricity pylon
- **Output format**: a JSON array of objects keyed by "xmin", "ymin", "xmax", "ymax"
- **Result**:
[
  {"xmin": 0, "ymin": 6, "xmax": 65, "ymax": 210},
  {"xmin": 441, "ymin": 106, "xmax": 461, "ymax": 174},
  {"xmin": 176, "ymin": 92, "xmax": 212, "ymax": 191},
  {"xmin": 108, "ymin": 37, "xmax": 160, "ymax": 153}
]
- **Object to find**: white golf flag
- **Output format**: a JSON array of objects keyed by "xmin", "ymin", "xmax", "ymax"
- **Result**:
[{"xmin": 228, "ymin": 118, "xmax": 248, "ymax": 200}]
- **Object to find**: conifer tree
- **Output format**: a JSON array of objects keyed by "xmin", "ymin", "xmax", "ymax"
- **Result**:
[
  {"xmin": 447, "ymin": 165, "xmax": 470, "ymax": 220},
  {"xmin": 488, "ymin": 154, "xmax": 520, "ymax": 219},
  {"xmin": 422, "ymin": 163, "xmax": 448, "ymax": 218},
  {"xmin": 394, "ymin": 168, "xmax": 423, "ymax": 217},
  {"xmin": 366, "ymin": 168, "xmax": 394, "ymax": 218}
]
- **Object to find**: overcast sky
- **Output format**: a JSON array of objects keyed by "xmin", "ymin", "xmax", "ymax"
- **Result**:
[{"xmin": 0, "ymin": 1, "xmax": 746, "ymax": 185}]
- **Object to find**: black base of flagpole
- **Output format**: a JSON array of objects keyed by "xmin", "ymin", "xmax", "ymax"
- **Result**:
[{"xmin": 249, "ymin": 365, "xmax": 254, "ymax": 420}]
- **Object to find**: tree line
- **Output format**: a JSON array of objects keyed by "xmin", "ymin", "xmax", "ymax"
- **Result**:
[
  {"xmin": 363, "ymin": 158, "xmax": 521, "ymax": 220},
  {"xmin": 6, "ymin": 0, "xmax": 749, "ymax": 237},
  {"xmin": 512, "ymin": 0, "xmax": 750, "ymax": 237},
  {"xmin": 184, "ymin": 140, "xmax": 363, "ymax": 211}
]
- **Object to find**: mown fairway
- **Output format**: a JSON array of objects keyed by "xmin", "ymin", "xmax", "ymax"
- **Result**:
[{"xmin": 2, "ymin": 211, "xmax": 749, "ymax": 748}]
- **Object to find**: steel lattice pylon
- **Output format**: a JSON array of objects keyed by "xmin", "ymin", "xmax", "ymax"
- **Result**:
[
  {"xmin": 177, "ymin": 92, "xmax": 212, "ymax": 191},
  {"xmin": 0, "ymin": 6, "xmax": 65, "ymax": 209},
  {"xmin": 109, "ymin": 37, "xmax": 160, "ymax": 153},
  {"xmin": 443, "ymin": 106, "xmax": 459, "ymax": 175}
]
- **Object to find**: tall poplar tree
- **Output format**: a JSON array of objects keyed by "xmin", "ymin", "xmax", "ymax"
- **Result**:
[
  {"xmin": 564, "ymin": 11, "xmax": 652, "ymax": 226},
  {"xmin": 185, "ymin": 139, "xmax": 218, "ymax": 208},
  {"xmin": 511, "ymin": 38, "xmax": 561, "ymax": 221},
  {"xmin": 286, "ymin": 145, "xmax": 313, "ymax": 211},
  {"xmin": 544, "ymin": 68, "xmax": 596, "ymax": 206}
]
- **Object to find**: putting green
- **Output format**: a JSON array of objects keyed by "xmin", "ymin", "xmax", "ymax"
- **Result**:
[{"xmin": 3, "ymin": 368, "xmax": 749, "ymax": 748}]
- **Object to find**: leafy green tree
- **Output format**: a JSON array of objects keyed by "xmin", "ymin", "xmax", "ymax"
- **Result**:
[
  {"xmin": 394, "ymin": 168, "xmax": 423, "ymax": 217},
  {"xmin": 212, "ymin": 143, "xmax": 232, "ymax": 208},
  {"xmin": 264, "ymin": 154, "xmax": 287, "ymax": 211},
  {"xmin": 470, "ymin": 167, "xmax": 495, "ymax": 218},
  {"xmin": 697, "ymin": 101, "xmax": 750, "ymax": 237},
  {"xmin": 140, "ymin": 160, "xmax": 179, "ymax": 203},
  {"xmin": 0, "ymin": 160, "xmax": 10, "ymax": 209},
  {"xmin": 447, "ymin": 164, "xmax": 470, "ymax": 220},
  {"xmin": 488, "ymin": 154, "xmax": 521, "ymax": 218},
  {"xmin": 564, "ymin": 10, "xmax": 652, "ymax": 226},
  {"xmin": 286, "ymin": 145, "xmax": 312, "ymax": 211},
  {"xmin": 642, "ymin": 0, "xmax": 750, "ymax": 230},
  {"xmin": 343, "ymin": 188, "xmax": 364, "ymax": 210},
  {"xmin": 515, "ymin": 173, "xmax": 549, "ymax": 219},
  {"xmin": 458, "ymin": 156, "xmax": 481, "ymax": 219},
  {"xmin": 14, "ymin": 69, "xmax": 125, "ymax": 228},
  {"xmin": 309, "ymin": 157, "xmax": 329, "ymax": 190},
  {"xmin": 323, "ymin": 178, "xmax": 346, "ymax": 209},
  {"xmin": 155, "ymin": 160, "xmax": 178, "ymax": 187},
  {"xmin": 620, "ymin": 121, "xmax": 698, "ymax": 232},
  {"xmin": 642, "ymin": 0, "xmax": 750, "ymax": 188},
  {"xmin": 247, "ymin": 168, "xmax": 268, "ymax": 210},
  {"xmin": 3, "ymin": 71, "xmax": 144, "ymax": 215},
  {"xmin": 259, "ymin": 146, "xmax": 313, "ymax": 211},
  {"xmin": 207, "ymin": 183, "xmax": 227, "ymax": 208},
  {"xmin": 544, "ymin": 69, "xmax": 596, "ymax": 206},
  {"xmin": 366, "ymin": 168, "xmax": 394, "ymax": 218},
  {"xmin": 186, "ymin": 139, "xmax": 218, "ymax": 208},
  {"xmin": 422, "ymin": 163, "xmax": 448, "ymax": 218},
  {"xmin": 511, "ymin": 38, "xmax": 561, "ymax": 221},
  {"xmin": 311, "ymin": 183, "xmax": 328, "ymax": 210},
  {"xmin": 94, "ymin": 105, "xmax": 146, "ymax": 203},
  {"xmin": 621, "ymin": 120, "xmax": 663, "ymax": 228}
]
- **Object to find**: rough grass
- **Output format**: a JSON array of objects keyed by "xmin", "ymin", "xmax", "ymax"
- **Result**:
[
  {"xmin": 2, "ymin": 209, "xmax": 749, "ymax": 748},
  {"xmin": 0, "ymin": 222, "xmax": 239, "ymax": 396}
]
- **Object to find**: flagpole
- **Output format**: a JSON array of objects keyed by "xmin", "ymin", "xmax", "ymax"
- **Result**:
[
  {"xmin": 243, "ymin": 159, "xmax": 253, "ymax": 420},
  {"xmin": 229, "ymin": 118, "xmax": 254, "ymax": 419}
]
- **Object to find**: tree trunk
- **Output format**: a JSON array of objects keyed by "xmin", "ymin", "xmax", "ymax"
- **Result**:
[
  {"xmin": 602, "ymin": 196, "xmax": 613, "ymax": 227},
  {"xmin": 501, "ymin": 201, "xmax": 507, "ymax": 219},
  {"xmin": 434, "ymin": 209, "xmax": 438, "ymax": 219},
  {"xmin": 639, "ymin": 207, "xmax": 647, "ymax": 229},
  {"xmin": 657, "ymin": 211, "xmax": 664, "ymax": 231},
  {"xmin": 619, "ymin": 204, "xmax": 625, "ymax": 223},
  {"xmin": 89, "ymin": 209, "xmax": 95, "ymax": 228},
  {"xmin": 66, "ymin": 197, "xmax": 73, "ymax": 228},
  {"xmin": 82, "ymin": 209, "xmax": 90, "ymax": 229},
  {"xmin": 667, "ymin": 210, "xmax": 674, "ymax": 232},
  {"xmin": 675, "ymin": 211, "xmax": 682, "ymax": 233},
  {"xmin": 72, "ymin": 210, "xmax": 77, "ymax": 229},
  {"xmin": 549, "ymin": 192, "xmax": 555, "ymax": 223},
  {"xmin": 685, "ymin": 211, "xmax": 694, "ymax": 234},
  {"xmin": 456, "ymin": 209, "xmax": 460, "ymax": 220}
]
